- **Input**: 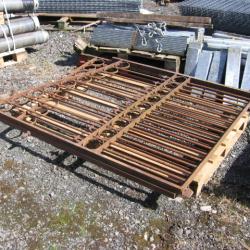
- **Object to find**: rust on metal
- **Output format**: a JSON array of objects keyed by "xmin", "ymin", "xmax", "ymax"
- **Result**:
[{"xmin": 0, "ymin": 55, "xmax": 249, "ymax": 197}]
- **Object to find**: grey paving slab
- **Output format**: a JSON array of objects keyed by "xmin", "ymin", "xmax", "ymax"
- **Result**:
[
  {"xmin": 225, "ymin": 47, "xmax": 241, "ymax": 88},
  {"xmin": 184, "ymin": 42, "xmax": 203, "ymax": 76},
  {"xmin": 207, "ymin": 50, "xmax": 227, "ymax": 84},
  {"xmin": 241, "ymin": 50, "xmax": 250, "ymax": 91},
  {"xmin": 195, "ymin": 50, "xmax": 213, "ymax": 80}
]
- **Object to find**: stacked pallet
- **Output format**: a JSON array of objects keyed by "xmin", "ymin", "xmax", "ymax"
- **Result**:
[
  {"xmin": 184, "ymin": 32, "xmax": 250, "ymax": 91},
  {"xmin": 0, "ymin": 0, "xmax": 49, "ymax": 68},
  {"xmin": 88, "ymin": 22, "xmax": 205, "ymax": 72},
  {"xmin": 90, "ymin": 23, "xmax": 204, "ymax": 57}
]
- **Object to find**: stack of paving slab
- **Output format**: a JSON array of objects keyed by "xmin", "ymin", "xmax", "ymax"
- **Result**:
[
  {"xmin": 90, "ymin": 23, "xmax": 204, "ymax": 57},
  {"xmin": 178, "ymin": 0, "xmax": 250, "ymax": 36},
  {"xmin": 184, "ymin": 31, "xmax": 250, "ymax": 91}
]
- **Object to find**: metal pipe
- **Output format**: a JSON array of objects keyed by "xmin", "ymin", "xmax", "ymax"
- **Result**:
[
  {"xmin": 0, "ymin": 16, "xmax": 40, "ymax": 38},
  {"xmin": 205, "ymin": 36, "xmax": 250, "ymax": 47},
  {"xmin": 0, "ymin": 0, "xmax": 39, "ymax": 13},
  {"xmin": 0, "ymin": 30, "xmax": 49, "ymax": 53},
  {"xmin": 213, "ymin": 31, "xmax": 250, "ymax": 41}
]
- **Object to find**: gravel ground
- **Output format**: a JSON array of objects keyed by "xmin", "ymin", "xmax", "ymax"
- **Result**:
[
  {"xmin": 142, "ymin": 1, "xmax": 181, "ymax": 15},
  {"xmin": 0, "ymin": 6, "xmax": 249, "ymax": 250}
]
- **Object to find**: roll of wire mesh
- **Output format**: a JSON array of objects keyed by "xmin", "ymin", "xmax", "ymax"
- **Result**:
[
  {"xmin": 90, "ymin": 23, "xmax": 192, "ymax": 56},
  {"xmin": 38, "ymin": 0, "xmax": 141, "ymax": 13},
  {"xmin": 0, "ymin": 0, "xmax": 49, "ymax": 55},
  {"xmin": 0, "ymin": 30, "xmax": 49, "ymax": 53},
  {"xmin": 178, "ymin": 0, "xmax": 250, "ymax": 35},
  {"xmin": 0, "ymin": 16, "xmax": 40, "ymax": 38},
  {"xmin": 0, "ymin": 0, "xmax": 39, "ymax": 13},
  {"xmin": 90, "ymin": 24, "xmax": 135, "ymax": 48}
]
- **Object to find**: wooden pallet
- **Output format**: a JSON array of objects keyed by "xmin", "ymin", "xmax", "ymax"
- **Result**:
[
  {"xmin": 0, "ymin": 12, "xmax": 28, "ymax": 68},
  {"xmin": 57, "ymin": 17, "xmax": 100, "ymax": 31},
  {"xmin": 36, "ymin": 13, "xmax": 98, "ymax": 30},
  {"xmin": 57, "ymin": 16, "xmax": 70, "ymax": 30},
  {"xmin": 193, "ymin": 112, "xmax": 249, "ymax": 196},
  {"xmin": 87, "ymin": 45, "xmax": 182, "ymax": 72},
  {"xmin": 0, "ymin": 12, "xmax": 4, "ymax": 25},
  {"xmin": 0, "ymin": 48, "xmax": 28, "ymax": 68}
]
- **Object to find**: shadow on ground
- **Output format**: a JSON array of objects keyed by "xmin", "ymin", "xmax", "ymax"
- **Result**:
[
  {"xmin": 54, "ymin": 52, "xmax": 79, "ymax": 67},
  {"xmin": 0, "ymin": 127, "xmax": 161, "ymax": 209},
  {"xmin": 213, "ymin": 141, "xmax": 250, "ymax": 208},
  {"xmin": 26, "ymin": 48, "xmax": 39, "ymax": 53}
]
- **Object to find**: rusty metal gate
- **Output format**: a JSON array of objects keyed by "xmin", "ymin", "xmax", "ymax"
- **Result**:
[{"xmin": 0, "ymin": 56, "xmax": 249, "ymax": 197}]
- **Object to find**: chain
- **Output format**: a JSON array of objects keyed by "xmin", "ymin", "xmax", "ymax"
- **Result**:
[{"xmin": 135, "ymin": 22, "xmax": 167, "ymax": 52}]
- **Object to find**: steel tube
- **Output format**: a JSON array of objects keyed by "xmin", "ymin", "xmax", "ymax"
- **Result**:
[
  {"xmin": 0, "ymin": 30, "xmax": 49, "ymax": 53},
  {"xmin": 0, "ymin": 16, "xmax": 40, "ymax": 38},
  {"xmin": 0, "ymin": 0, "xmax": 39, "ymax": 12}
]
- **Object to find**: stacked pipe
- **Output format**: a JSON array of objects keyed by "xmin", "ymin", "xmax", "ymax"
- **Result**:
[
  {"xmin": 0, "ymin": 0, "xmax": 39, "ymax": 13},
  {"xmin": 37, "ymin": 0, "xmax": 141, "ymax": 13},
  {"xmin": 178, "ymin": 0, "xmax": 250, "ymax": 36},
  {"xmin": 0, "ymin": 0, "xmax": 49, "ymax": 54},
  {"xmin": 90, "ymin": 23, "xmax": 199, "ymax": 56}
]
